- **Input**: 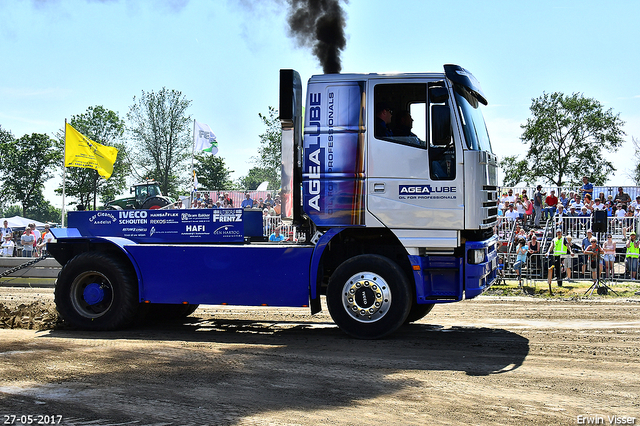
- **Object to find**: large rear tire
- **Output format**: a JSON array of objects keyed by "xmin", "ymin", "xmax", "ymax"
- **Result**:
[
  {"xmin": 55, "ymin": 252, "xmax": 140, "ymax": 330},
  {"xmin": 327, "ymin": 254, "xmax": 411, "ymax": 339},
  {"xmin": 141, "ymin": 196, "xmax": 171, "ymax": 210}
]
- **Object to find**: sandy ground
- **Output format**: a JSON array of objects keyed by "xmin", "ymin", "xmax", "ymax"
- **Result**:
[{"xmin": 0, "ymin": 287, "xmax": 639, "ymax": 426}]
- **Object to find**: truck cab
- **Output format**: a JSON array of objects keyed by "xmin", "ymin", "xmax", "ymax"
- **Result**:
[
  {"xmin": 281, "ymin": 65, "xmax": 498, "ymax": 306},
  {"xmin": 284, "ymin": 65, "xmax": 498, "ymax": 235}
]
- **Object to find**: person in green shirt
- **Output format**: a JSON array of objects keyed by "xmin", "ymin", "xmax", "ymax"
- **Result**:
[
  {"xmin": 625, "ymin": 231, "xmax": 639, "ymax": 279},
  {"xmin": 547, "ymin": 228, "xmax": 574, "ymax": 295}
]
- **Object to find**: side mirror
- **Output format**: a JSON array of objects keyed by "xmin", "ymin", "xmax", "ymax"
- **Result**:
[{"xmin": 432, "ymin": 105, "xmax": 451, "ymax": 146}]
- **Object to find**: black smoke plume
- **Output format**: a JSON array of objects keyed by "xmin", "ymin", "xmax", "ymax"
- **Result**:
[{"xmin": 286, "ymin": 0, "xmax": 347, "ymax": 74}]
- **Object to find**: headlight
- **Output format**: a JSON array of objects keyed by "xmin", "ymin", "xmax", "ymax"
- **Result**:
[{"xmin": 468, "ymin": 248, "xmax": 486, "ymax": 264}]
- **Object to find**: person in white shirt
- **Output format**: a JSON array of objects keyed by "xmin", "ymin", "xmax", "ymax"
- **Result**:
[
  {"xmin": 1, "ymin": 220, "xmax": 12, "ymax": 239},
  {"xmin": 505, "ymin": 204, "xmax": 520, "ymax": 221},
  {"xmin": 504, "ymin": 189, "xmax": 516, "ymax": 205},
  {"xmin": 515, "ymin": 199, "xmax": 525, "ymax": 219},
  {"xmin": 29, "ymin": 223, "xmax": 41, "ymax": 242},
  {"xmin": 569, "ymin": 195, "xmax": 584, "ymax": 211},
  {"xmin": 1, "ymin": 234, "xmax": 14, "ymax": 257},
  {"xmin": 592, "ymin": 198, "xmax": 605, "ymax": 210},
  {"xmin": 553, "ymin": 205, "xmax": 566, "ymax": 231},
  {"xmin": 37, "ymin": 224, "xmax": 55, "ymax": 255}
]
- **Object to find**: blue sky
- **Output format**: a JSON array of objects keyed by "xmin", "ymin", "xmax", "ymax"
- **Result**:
[{"xmin": 1, "ymin": 0, "xmax": 639, "ymax": 206}]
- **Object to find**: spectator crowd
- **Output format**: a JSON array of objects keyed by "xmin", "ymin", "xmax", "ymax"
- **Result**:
[
  {"xmin": 498, "ymin": 177, "xmax": 640, "ymax": 229},
  {"xmin": 1, "ymin": 220, "xmax": 55, "ymax": 258},
  {"xmin": 497, "ymin": 177, "xmax": 640, "ymax": 291},
  {"xmin": 181, "ymin": 191, "xmax": 282, "ymax": 216}
]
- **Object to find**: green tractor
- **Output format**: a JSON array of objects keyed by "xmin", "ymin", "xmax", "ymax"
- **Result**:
[{"xmin": 104, "ymin": 180, "xmax": 173, "ymax": 210}]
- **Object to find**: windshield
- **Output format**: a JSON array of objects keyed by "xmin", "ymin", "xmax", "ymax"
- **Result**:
[{"xmin": 454, "ymin": 86, "xmax": 492, "ymax": 152}]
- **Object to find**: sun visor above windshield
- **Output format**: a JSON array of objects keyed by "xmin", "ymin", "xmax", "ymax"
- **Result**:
[{"xmin": 443, "ymin": 64, "xmax": 488, "ymax": 106}]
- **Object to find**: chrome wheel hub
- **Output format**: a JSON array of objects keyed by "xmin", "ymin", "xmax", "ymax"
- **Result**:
[{"xmin": 341, "ymin": 272, "xmax": 391, "ymax": 323}]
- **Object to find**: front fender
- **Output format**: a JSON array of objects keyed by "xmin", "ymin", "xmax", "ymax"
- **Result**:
[
  {"xmin": 48, "ymin": 232, "xmax": 143, "ymax": 298},
  {"xmin": 309, "ymin": 228, "xmax": 344, "ymax": 313}
]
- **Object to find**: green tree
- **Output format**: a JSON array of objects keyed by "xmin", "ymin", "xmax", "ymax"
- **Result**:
[
  {"xmin": 500, "ymin": 92, "xmax": 625, "ymax": 187},
  {"xmin": 194, "ymin": 153, "xmax": 234, "ymax": 191},
  {"xmin": 250, "ymin": 106, "xmax": 281, "ymax": 190},
  {"xmin": 55, "ymin": 106, "xmax": 130, "ymax": 210},
  {"xmin": 2, "ymin": 205, "xmax": 22, "ymax": 218},
  {"xmin": 238, "ymin": 167, "xmax": 275, "ymax": 190},
  {"xmin": 127, "ymin": 87, "xmax": 192, "ymax": 197},
  {"xmin": 0, "ymin": 125, "xmax": 12, "ymax": 146},
  {"xmin": 0, "ymin": 133, "xmax": 61, "ymax": 217},
  {"xmin": 631, "ymin": 136, "xmax": 640, "ymax": 185},
  {"xmin": 500, "ymin": 156, "xmax": 530, "ymax": 188},
  {"xmin": 0, "ymin": 126, "xmax": 15, "ymax": 214},
  {"xmin": 23, "ymin": 193, "xmax": 61, "ymax": 223}
]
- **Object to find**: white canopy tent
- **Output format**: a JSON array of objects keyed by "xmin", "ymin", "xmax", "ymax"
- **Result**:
[{"xmin": 0, "ymin": 215, "xmax": 47, "ymax": 228}]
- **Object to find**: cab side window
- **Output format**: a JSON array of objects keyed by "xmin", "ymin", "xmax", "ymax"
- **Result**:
[{"xmin": 373, "ymin": 83, "xmax": 426, "ymax": 148}]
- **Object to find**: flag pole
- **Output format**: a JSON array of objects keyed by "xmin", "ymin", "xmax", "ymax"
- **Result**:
[
  {"xmin": 191, "ymin": 118, "xmax": 196, "ymax": 167},
  {"xmin": 191, "ymin": 119, "xmax": 196, "ymax": 206},
  {"xmin": 62, "ymin": 119, "xmax": 67, "ymax": 228}
]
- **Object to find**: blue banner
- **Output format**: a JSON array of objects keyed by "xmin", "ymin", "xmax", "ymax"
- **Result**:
[{"xmin": 67, "ymin": 208, "xmax": 246, "ymax": 243}]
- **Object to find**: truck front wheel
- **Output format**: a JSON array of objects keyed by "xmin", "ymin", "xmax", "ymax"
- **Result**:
[
  {"xmin": 327, "ymin": 254, "xmax": 411, "ymax": 339},
  {"xmin": 55, "ymin": 252, "xmax": 140, "ymax": 330},
  {"xmin": 404, "ymin": 302, "xmax": 434, "ymax": 324}
]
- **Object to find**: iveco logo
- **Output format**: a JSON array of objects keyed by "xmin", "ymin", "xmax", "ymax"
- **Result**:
[
  {"xmin": 119, "ymin": 210, "xmax": 148, "ymax": 218},
  {"xmin": 361, "ymin": 290, "xmax": 368, "ymax": 306}
]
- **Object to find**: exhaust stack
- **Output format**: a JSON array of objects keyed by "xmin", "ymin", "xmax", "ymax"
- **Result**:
[{"xmin": 279, "ymin": 69, "xmax": 303, "ymax": 222}]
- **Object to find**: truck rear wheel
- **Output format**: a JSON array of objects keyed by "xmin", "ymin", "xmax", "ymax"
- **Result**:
[
  {"xmin": 141, "ymin": 196, "xmax": 170, "ymax": 209},
  {"xmin": 55, "ymin": 252, "xmax": 140, "ymax": 330},
  {"xmin": 404, "ymin": 302, "xmax": 434, "ymax": 324},
  {"xmin": 327, "ymin": 254, "xmax": 411, "ymax": 339}
]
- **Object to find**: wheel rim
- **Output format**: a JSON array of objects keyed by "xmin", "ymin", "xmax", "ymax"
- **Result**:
[
  {"xmin": 341, "ymin": 271, "xmax": 391, "ymax": 323},
  {"xmin": 70, "ymin": 270, "xmax": 115, "ymax": 318}
]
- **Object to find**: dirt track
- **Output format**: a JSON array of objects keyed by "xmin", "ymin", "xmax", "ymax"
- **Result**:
[{"xmin": 0, "ymin": 288, "xmax": 639, "ymax": 425}]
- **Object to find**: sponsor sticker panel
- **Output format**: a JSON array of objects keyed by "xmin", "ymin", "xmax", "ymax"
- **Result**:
[
  {"xmin": 303, "ymin": 82, "xmax": 365, "ymax": 226},
  {"xmin": 67, "ymin": 209, "xmax": 245, "ymax": 243},
  {"xmin": 398, "ymin": 184, "xmax": 458, "ymax": 200}
]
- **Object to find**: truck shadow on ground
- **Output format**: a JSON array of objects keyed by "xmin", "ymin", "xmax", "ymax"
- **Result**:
[
  {"xmin": 1, "ymin": 319, "xmax": 530, "ymax": 424},
  {"xmin": 49, "ymin": 315, "xmax": 531, "ymax": 377}
]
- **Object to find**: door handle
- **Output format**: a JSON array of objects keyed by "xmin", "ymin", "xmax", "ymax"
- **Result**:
[{"xmin": 374, "ymin": 183, "xmax": 385, "ymax": 193}]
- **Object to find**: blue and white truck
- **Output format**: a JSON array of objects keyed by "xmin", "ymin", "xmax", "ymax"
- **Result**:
[{"xmin": 50, "ymin": 65, "xmax": 499, "ymax": 339}]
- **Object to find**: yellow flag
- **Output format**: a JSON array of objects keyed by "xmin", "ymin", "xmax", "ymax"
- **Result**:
[{"xmin": 65, "ymin": 123, "xmax": 118, "ymax": 179}]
